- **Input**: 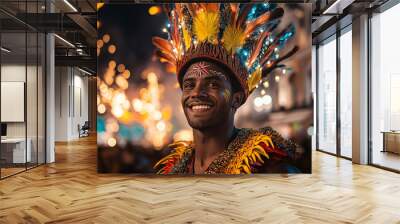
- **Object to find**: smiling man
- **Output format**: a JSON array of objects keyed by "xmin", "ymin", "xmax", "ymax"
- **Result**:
[
  {"xmin": 181, "ymin": 61, "xmax": 243, "ymax": 174},
  {"xmin": 153, "ymin": 3, "xmax": 303, "ymax": 174}
]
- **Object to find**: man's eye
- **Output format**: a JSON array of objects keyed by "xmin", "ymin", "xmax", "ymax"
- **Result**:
[
  {"xmin": 208, "ymin": 81, "xmax": 219, "ymax": 88},
  {"xmin": 183, "ymin": 82, "xmax": 194, "ymax": 89}
]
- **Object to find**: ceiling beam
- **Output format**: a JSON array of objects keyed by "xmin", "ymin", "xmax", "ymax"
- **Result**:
[
  {"xmin": 55, "ymin": 55, "xmax": 95, "ymax": 71},
  {"xmin": 323, "ymin": 0, "xmax": 356, "ymax": 14}
]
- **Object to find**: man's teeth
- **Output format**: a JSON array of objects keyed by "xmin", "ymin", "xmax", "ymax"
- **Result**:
[{"xmin": 192, "ymin": 105, "xmax": 211, "ymax": 110}]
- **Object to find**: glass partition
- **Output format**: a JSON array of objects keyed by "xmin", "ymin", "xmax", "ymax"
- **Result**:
[
  {"xmin": 27, "ymin": 30, "xmax": 38, "ymax": 169},
  {"xmin": 1, "ymin": 30, "xmax": 28, "ymax": 177},
  {"xmin": 0, "ymin": 1, "xmax": 46, "ymax": 179}
]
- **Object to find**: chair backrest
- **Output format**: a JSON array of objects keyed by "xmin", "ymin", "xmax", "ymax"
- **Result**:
[{"xmin": 82, "ymin": 121, "xmax": 90, "ymax": 129}]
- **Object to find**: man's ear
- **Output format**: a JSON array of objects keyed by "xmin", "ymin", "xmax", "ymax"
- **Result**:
[{"xmin": 232, "ymin": 91, "xmax": 244, "ymax": 109}]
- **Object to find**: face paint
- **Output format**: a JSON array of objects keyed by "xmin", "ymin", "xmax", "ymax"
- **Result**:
[
  {"xmin": 185, "ymin": 61, "xmax": 228, "ymax": 81},
  {"xmin": 223, "ymin": 89, "xmax": 231, "ymax": 104},
  {"xmin": 185, "ymin": 61, "xmax": 210, "ymax": 79}
]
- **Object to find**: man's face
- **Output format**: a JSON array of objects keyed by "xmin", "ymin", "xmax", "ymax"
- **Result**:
[{"xmin": 181, "ymin": 61, "xmax": 240, "ymax": 130}]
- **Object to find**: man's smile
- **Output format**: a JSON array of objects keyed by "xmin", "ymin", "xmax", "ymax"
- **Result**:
[{"xmin": 186, "ymin": 100, "xmax": 215, "ymax": 114}]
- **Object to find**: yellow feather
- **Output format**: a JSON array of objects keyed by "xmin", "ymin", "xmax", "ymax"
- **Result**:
[
  {"xmin": 241, "ymin": 164, "xmax": 251, "ymax": 174},
  {"xmin": 193, "ymin": 10, "xmax": 219, "ymax": 43},
  {"xmin": 251, "ymin": 153, "xmax": 257, "ymax": 163},
  {"xmin": 222, "ymin": 25, "xmax": 245, "ymax": 53},
  {"xmin": 233, "ymin": 169, "xmax": 240, "ymax": 174},
  {"xmin": 261, "ymin": 136, "xmax": 274, "ymax": 148},
  {"xmin": 254, "ymin": 151, "xmax": 264, "ymax": 163},
  {"xmin": 154, "ymin": 156, "xmax": 170, "ymax": 168},
  {"xmin": 248, "ymin": 156, "xmax": 254, "ymax": 164},
  {"xmin": 244, "ymin": 157, "xmax": 250, "ymax": 167},
  {"xmin": 248, "ymin": 67, "xmax": 262, "ymax": 92},
  {"xmin": 182, "ymin": 27, "xmax": 191, "ymax": 50},
  {"xmin": 254, "ymin": 145, "xmax": 269, "ymax": 159}
]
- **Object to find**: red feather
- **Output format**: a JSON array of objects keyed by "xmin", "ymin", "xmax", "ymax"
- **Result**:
[{"xmin": 259, "ymin": 142, "xmax": 288, "ymax": 157}]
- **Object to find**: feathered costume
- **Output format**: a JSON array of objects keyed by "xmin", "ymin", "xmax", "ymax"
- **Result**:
[{"xmin": 152, "ymin": 3, "xmax": 301, "ymax": 174}]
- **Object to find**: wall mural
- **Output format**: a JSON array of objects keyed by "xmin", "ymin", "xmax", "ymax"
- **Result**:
[{"xmin": 97, "ymin": 3, "xmax": 312, "ymax": 174}]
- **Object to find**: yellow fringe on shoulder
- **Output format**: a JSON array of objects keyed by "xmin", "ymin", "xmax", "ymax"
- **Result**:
[
  {"xmin": 154, "ymin": 141, "xmax": 192, "ymax": 174},
  {"xmin": 225, "ymin": 133, "xmax": 274, "ymax": 174}
]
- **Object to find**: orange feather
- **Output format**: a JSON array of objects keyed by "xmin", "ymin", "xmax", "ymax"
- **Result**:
[
  {"xmin": 203, "ymin": 3, "xmax": 219, "ymax": 12},
  {"xmin": 155, "ymin": 50, "xmax": 176, "ymax": 65},
  {"xmin": 229, "ymin": 3, "xmax": 239, "ymax": 25},
  {"xmin": 247, "ymin": 31, "xmax": 269, "ymax": 67},
  {"xmin": 244, "ymin": 8, "xmax": 283, "ymax": 37},
  {"xmin": 152, "ymin": 37, "xmax": 173, "ymax": 53}
]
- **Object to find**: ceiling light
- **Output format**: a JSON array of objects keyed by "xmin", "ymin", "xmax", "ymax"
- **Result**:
[
  {"xmin": 54, "ymin": 34, "xmax": 75, "ymax": 48},
  {"xmin": 63, "ymin": 0, "xmax": 78, "ymax": 12},
  {"xmin": 1, "ymin": 47, "xmax": 11, "ymax": 53}
]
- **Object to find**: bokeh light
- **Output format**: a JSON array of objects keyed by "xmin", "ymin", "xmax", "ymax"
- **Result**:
[
  {"xmin": 117, "ymin": 64, "xmax": 126, "ymax": 73},
  {"xmin": 98, "ymin": 104, "xmax": 106, "ymax": 114},
  {"xmin": 103, "ymin": 34, "xmax": 110, "ymax": 43},
  {"xmin": 97, "ymin": 39, "xmax": 104, "ymax": 48},
  {"xmin": 122, "ymin": 70, "xmax": 131, "ymax": 79},
  {"xmin": 108, "ymin": 44, "xmax": 116, "ymax": 54},
  {"xmin": 107, "ymin": 137, "xmax": 117, "ymax": 147},
  {"xmin": 98, "ymin": 30, "xmax": 174, "ymax": 150},
  {"xmin": 148, "ymin": 6, "xmax": 161, "ymax": 15},
  {"xmin": 108, "ymin": 60, "xmax": 116, "ymax": 69}
]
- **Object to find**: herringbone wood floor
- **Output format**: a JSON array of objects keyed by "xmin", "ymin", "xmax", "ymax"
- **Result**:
[{"xmin": 0, "ymin": 135, "xmax": 399, "ymax": 224}]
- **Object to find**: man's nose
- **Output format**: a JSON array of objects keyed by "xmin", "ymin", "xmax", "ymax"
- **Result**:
[{"xmin": 190, "ymin": 82, "xmax": 207, "ymax": 98}]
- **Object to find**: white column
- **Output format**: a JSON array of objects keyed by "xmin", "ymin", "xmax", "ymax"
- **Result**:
[
  {"xmin": 45, "ymin": 1, "xmax": 55, "ymax": 163},
  {"xmin": 352, "ymin": 14, "xmax": 369, "ymax": 164}
]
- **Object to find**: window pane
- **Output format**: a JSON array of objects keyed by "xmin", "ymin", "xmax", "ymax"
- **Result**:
[
  {"xmin": 317, "ymin": 36, "xmax": 337, "ymax": 154},
  {"xmin": 371, "ymin": 3, "xmax": 400, "ymax": 171},
  {"xmin": 340, "ymin": 28, "xmax": 352, "ymax": 158}
]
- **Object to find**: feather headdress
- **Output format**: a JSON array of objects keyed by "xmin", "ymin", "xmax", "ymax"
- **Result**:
[{"xmin": 153, "ymin": 3, "xmax": 297, "ymax": 100}]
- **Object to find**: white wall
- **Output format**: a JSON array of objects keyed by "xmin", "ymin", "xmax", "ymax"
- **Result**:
[
  {"xmin": 1, "ymin": 64, "xmax": 45, "ymax": 163},
  {"xmin": 1, "ymin": 65, "xmax": 37, "ymax": 138},
  {"xmin": 55, "ymin": 67, "xmax": 89, "ymax": 141},
  {"xmin": 1, "ymin": 65, "xmax": 26, "ymax": 135},
  {"xmin": 55, "ymin": 66, "xmax": 69, "ymax": 141}
]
